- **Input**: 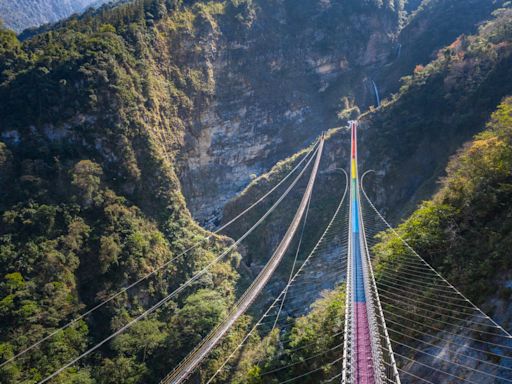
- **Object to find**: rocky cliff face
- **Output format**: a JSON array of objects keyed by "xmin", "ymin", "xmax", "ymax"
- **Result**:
[
  {"xmin": 177, "ymin": 0, "xmax": 402, "ymax": 226},
  {"xmin": 177, "ymin": 0, "xmax": 509, "ymax": 227}
]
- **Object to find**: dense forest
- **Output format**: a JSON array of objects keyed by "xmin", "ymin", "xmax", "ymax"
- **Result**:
[
  {"xmin": 377, "ymin": 0, "xmax": 509, "ymax": 96},
  {"xmin": 0, "ymin": 1, "xmax": 250, "ymax": 382},
  {"xmin": 374, "ymin": 96, "xmax": 512, "ymax": 317}
]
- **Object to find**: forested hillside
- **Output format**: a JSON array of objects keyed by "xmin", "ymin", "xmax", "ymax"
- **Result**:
[
  {"xmin": 361, "ymin": 6, "xmax": 512, "ymax": 220},
  {"xmin": 371, "ymin": 96, "xmax": 512, "ymax": 381},
  {"xmin": 374, "ymin": 95, "xmax": 512, "ymax": 320},
  {"xmin": 0, "ymin": 2, "xmax": 249, "ymax": 382},
  {"xmin": 0, "ymin": 0, "xmax": 111, "ymax": 33},
  {"xmin": 377, "ymin": 0, "xmax": 509, "ymax": 96},
  {"xmin": 3, "ymin": 0, "xmax": 405, "ymax": 226}
]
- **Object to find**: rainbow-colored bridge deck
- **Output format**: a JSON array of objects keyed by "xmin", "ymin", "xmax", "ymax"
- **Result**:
[{"xmin": 350, "ymin": 121, "xmax": 375, "ymax": 384}]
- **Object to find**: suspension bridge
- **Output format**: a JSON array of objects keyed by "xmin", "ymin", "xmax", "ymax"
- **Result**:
[{"xmin": 4, "ymin": 121, "xmax": 512, "ymax": 384}]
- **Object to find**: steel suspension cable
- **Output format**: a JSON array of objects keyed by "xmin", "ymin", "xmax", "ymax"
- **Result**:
[
  {"xmin": 204, "ymin": 168, "xmax": 349, "ymax": 383},
  {"xmin": 160, "ymin": 137, "xmax": 325, "ymax": 384},
  {"xmin": 382, "ymin": 301, "xmax": 506, "ymax": 337},
  {"xmin": 36, "ymin": 140, "xmax": 321, "ymax": 384},
  {"xmin": 360, "ymin": 170, "xmax": 512, "ymax": 338},
  {"xmin": 383, "ymin": 310, "xmax": 512, "ymax": 351},
  {"xmin": 392, "ymin": 351, "xmax": 480, "ymax": 384},
  {"xmin": 375, "ymin": 280, "xmax": 482, "ymax": 310},
  {"xmin": 390, "ymin": 338, "xmax": 512, "ymax": 382},
  {"xmin": 375, "ymin": 272, "xmax": 474, "ymax": 297},
  {"xmin": 377, "ymin": 291, "xmax": 500, "ymax": 329},
  {"xmin": 384, "ymin": 317, "xmax": 512, "ymax": 361},
  {"xmin": 387, "ymin": 326, "xmax": 512, "ymax": 372},
  {"xmin": 273, "ymin": 190, "xmax": 314, "ymax": 330}
]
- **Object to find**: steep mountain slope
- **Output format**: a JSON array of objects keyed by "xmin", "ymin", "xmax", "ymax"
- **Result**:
[
  {"xmin": 370, "ymin": 0, "xmax": 507, "ymax": 102},
  {"xmin": 0, "ymin": 2, "xmax": 248, "ymax": 383},
  {"xmin": 361, "ymin": 5, "xmax": 512, "ymax": 220},
  {"xmin": 179, "ymin": 0, "xmax": 512, "ymax": 227},
  {"xmin": 373, "ymin": 96, "xmax": 512, "ymax": 381},
  {"xmin": 176, "ymin": 0, "xmax": 403, "ymax": 224},
  {"xmin": 377, "ymin": 0, "xmax": 508, "ymax": 99},
  {"xmin": 217, "ymin": 0, "xmax": 508, "ymax": 231},
  {"xmin": 1, "ymin": 0, "xmax": 405, "ymax": 227},
  {"xmin": 0, "ymin": 0, "xmax": 111, "ymax": 33}
]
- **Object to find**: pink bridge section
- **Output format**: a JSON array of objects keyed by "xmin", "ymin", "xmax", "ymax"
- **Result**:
[{"xmin": 354, "ymin": 303, "xmax": 375, "ymax": 384}]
